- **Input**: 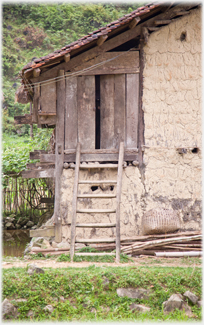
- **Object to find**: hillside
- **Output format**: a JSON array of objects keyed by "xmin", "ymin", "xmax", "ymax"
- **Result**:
[{"xmin": 2, "ymin": 2, "xmax": 143, "ymax": 136}]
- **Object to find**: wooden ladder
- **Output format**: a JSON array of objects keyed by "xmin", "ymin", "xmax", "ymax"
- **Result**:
[{"xmin": 70, "ymin": 142, "xmax": 124, "ymax": 262}]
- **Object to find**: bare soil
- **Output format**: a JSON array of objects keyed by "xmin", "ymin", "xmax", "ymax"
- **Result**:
[{"xmin": 2, "ymin": 256, "xmax": 202, "ymax": 269}]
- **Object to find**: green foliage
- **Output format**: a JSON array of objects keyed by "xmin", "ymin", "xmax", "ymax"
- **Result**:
[
  {"xmin": 2, "ymin": 266, "xmax": 202, "ymax": 321},
  {"xmin": 2, "ymin": 129, "xmax": 52, "ymax": 177}
]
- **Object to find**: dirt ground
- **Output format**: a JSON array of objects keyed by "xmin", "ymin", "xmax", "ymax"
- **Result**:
[{"xmin": 2, "ymin": 256, "xmax": 202, "ymax": 269}]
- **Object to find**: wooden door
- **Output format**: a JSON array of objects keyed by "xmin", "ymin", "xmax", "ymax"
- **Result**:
[{"xmin": 65, "ymin": 75, "xmax": 95, "ymax": 151}]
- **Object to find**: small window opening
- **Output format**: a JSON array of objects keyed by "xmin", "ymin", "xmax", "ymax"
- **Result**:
[
  {"xmin": 91, "ymin": 186, "xmax": 98, "ymax": 191},
  {"xmin": 95, "ymin": 75, "xmax": 100, "ymax": 149},
  {"xmin": 192, "ymin": 147, "xmax": 199, "ymax": 153},
  {"xmin": 180, "ymin": 32, "xmax": 186, "ymax": 42},
  {"xmin": 110, "ymin": 186, "xmax": 114, "ymax": 191}
]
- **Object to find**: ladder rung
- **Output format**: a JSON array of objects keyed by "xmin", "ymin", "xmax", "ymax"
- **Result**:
[
  {"xmin": 75, "ymin": 252, "xmax": 115, "ymax": 256},
  {"xmin": 77, "ymin": 194, "xmax": 116, "ymax": 198},
  {"xmin": 79, "ymin": 164, "xmax": 118, "ymax": 169},
  {"xmin": 75, "ymin": 238, "xmax": 116, "ymax": 243},
  {"xmin": 76, "ymin": 222, "xmax": 116, "ymax": 228},
  {"xmin": 78, "ymin": 180, "xmax": 117, "ymax": 184},
  {"xmin": 77, "ymin": 209, "xmax": 116, "ymax": 214}
]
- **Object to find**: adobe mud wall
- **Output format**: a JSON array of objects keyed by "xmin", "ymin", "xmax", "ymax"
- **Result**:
[{"xmin": 59, "ymin": 7, "xmax": 201, "ymax": 242}]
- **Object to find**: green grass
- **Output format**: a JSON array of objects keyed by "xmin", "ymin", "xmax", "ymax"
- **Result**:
[{"xmin": 2, "ymin": 265, "xmax": 202, "ymax": 321}]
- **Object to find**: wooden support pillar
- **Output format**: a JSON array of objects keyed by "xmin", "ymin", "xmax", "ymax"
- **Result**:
[
  {"xmin": 30, "ymin": 102, "xmax": 33, "ymax": 139},
  {"xmin": 32, "ymin": 83, "xmax": 40, "ymax": 123},
  {"xmin": 54, "ymin": 70, "xmax": 65, "ymax": 242}
]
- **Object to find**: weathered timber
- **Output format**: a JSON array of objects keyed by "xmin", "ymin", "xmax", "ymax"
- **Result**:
[
  {"xmin": 77, "ymin": 76, "xmax": 95, "ymax": 150},
  {"xmin": 77, "ymin": 194, "xmax": 116, "ymax": 198},
  {"xmin": 115, "ymin": 142, "xmax": 124, "ymax": 263},
  {"xmin": 75, "ymin": 238, "xmax": 116, "ymax": 243},
  {"xmin": 72, "ymin": 52, "xmax": 139, "ymax": 76},
  {"xmin": 33, "ymin": 68, "xmax": 41, "ymax": 78},
  {"xmin": 30, "ymin": 227, "xmax": 55, "ymax": 237},
  {"xmin": 142, "ymin": 27, "xmax": 149, "ymax": 44},
  {"xmin": 148, "ymin": 26, "xmax": 159, "ymax": 32},
  {"xmin": 126, "ymin": 74, "xmax": 139, "ymax": 148},
  {"xmin": 78, "ymin": 180, "xmax": 117, "ymax": 184},
  {"xmin": 77, "ymin": 208, "xmax": 116, "ymax": 213},
  {"xmin": 138, "ymin": 43, "xmax": 144, "ymax": 168},
  {"xmin": 65, "ymin": 76, "xmax": 78, "ymax": 149},
  {"xmin": 14, "ymin": 114, "xmax": 32, "ymax": 125},
  {"xmin": 30, "ymin": 150, "xmax": 47, "ymax": 160},
  {"xmin": 79, "ymin": 163, "xmax": 118, "ymax": 168},
  {"xmin": 39, "ymin": 152, "xmax": 139, "ymax": 162},
  {"xmin": 129, "ymin": 17, "xmax": 141, "ymax": 29},
  {"xmin": 76, "ymin": 222, "xmax": 116, "ymax": 228},
  {"xmin": 38, "ymin": 112, "xmax": 56, "ymax": 116},
  {"xmin": 97, "ymin": 35, "xmax": 108, "ymax": 46},
  {"xmin": 75, "ymin": 252, "xmax": 115, "ymax": 256},
  {"xmin": 38, "ymin": 115, "xmax": 56, "ymax": 125},
  {"xmin": 54, "ymin": 69, "xmax": 65, "ymax": 242},
  {"xmin": 64, "ymin": 148, "xmax": 139, "ymax": 154},
  {"xmin": 155, "ymin": 251, "xmax": 202, "ymax": 257},
  {"xmin": 114, "ymin": 74, "xmax": 126, "ymax": 149},
  {"xmin": 40, "ymin": 80, "xmax": 56, "ymax": 114},
  {"xmin": 64, "ymin": 53, "xmax": 70, "ymax": 62},
  {"xmin": 21, "ymin": 169, "xmax": 55, "ymax": 178},
  {"xmin": 70, "ymin": 143, "xmax": 81, "ymax": 262},
  {"xmin": 30, "ymin": 103, "xmax": 33, "ymax": 138},
  {"xmin": 32, "ymin": 84, "xmax": 40, "ymax": 123},
  {"xmin": 100, "ymin": 75, "xmax": 115, "ymax": 149}
]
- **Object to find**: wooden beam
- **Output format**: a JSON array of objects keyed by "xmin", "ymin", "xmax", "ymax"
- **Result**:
[
  {"xmin": 54, "ymin": 70, "xmax": 65, "ymax": 243},
  {"xmin": 21, "ymin": 169, "xmax": 55, "ymax": 178},
  {"xmin": 129, "ymin": 17, "xmax": 141, "ymax": 29},
  {"xmin": 30, "ymin": 227, "xmax": 54, "ymax": 238},
  {"xmin": 29, "ymin": 150, "xmax": 47, "ymax": 160},
  {"xmin": 14, "ymin": 114, "xmax": 32, "ymax": 125},
  {"xmin": 148, "ymin": 27, "xmax": 159, "ymax": 32},
  {"xmin": 40, "ymin": 197, "xmax": 54, "ymax": 204},
  {"xmin": 97, "ymin": 34, "xmax": 108, "ymax": 46},
  {"xmin": 142, "ymin": 27, "xmax": 149, "ymax": 44},
  {"xmin": 64, "ymin": 53, "xmax": 70, "ymax": 62},
  {"xmin": 32, "ymin": 83, "xmax": 40, "ymax": 123},
  {"xmin": 33, "ymin": 68, "xmax": 41, "ymax": 78}
]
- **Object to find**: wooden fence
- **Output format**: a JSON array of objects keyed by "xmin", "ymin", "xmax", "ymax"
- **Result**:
[{"xmin": 2, "ymin": 176, "xmax": 54, "ymax": 220}]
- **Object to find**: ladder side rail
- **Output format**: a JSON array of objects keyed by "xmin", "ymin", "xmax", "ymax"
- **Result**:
[
  {"xmin": 70, "ymin": 142, "xmax": 81, "ymax": 262},
  {"xmin": 115, "ymin": 142, "xmax": 124, "ymax": 262}
]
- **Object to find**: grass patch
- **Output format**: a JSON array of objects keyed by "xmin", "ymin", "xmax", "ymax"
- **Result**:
[{"xmin": 2, "ymin": 265, "xmax": 202, "ymax": 321}]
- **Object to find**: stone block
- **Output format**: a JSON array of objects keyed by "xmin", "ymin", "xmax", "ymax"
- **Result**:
[
  {"xmin": 183, "ymin": 291, "xmax": 199, "ymax": 305},
  {"xmin": 117, "ymin": 288, "xmax": 150, "ymax": 300},
  {"xmin": 129, "ymin": 303, "xmax": 151, "ymax": 313}
]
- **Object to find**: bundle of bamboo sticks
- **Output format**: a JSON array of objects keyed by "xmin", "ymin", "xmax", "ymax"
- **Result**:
[{"xmin": 29, "ymin": 231, "xmax": 202, "ymax": 257}]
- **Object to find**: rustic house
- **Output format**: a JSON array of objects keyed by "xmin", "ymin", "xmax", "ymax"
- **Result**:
[{"xmin": 15, "ymin": 2, "xmax": 202, "ymax": 261}]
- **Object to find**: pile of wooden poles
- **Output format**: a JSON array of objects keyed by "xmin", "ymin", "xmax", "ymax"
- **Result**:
[{"xmin": 29, "ymin": 231, "xmax": 202, "ymax": 257}]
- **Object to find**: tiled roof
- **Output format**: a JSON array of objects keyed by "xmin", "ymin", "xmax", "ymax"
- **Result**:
[{"xmin": 22, "ymin": 2, "xmax": 161, "ymax": 73}]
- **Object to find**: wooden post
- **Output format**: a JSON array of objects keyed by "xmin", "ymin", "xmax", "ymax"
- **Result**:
[
  {"xmin": 30, "ymin": 102, "xmax": 33, "ymax": 139},
  {"xmin": 138, "ymin": 41, "xmax": 145, "ymax": 169},
  {"xmin": 70, "ymin": 142, "xmax": 81, "ymax": 262},
  {"xmin": 32, "ymin": 84, "xmax": 40, "ymax": 123},
  {"xmin": 116, "ymin": 142, "xmax": 124, "ymax": 263},
  {"xmin": 54, "ymin": 70, "xmax": 65, "ymax": 242}
]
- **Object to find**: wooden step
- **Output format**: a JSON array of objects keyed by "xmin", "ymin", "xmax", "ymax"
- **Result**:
[
  {"xmin": 77, "ymin": 194, "xmax": 116, "ymax": 198},
  {"xmin": 75, "ymin": 238, "xmax": 116, "ymax": 243},
  {"xmin": 75, "ymin": 252, "xmax": 115, "ymax": 256},
  {"xmin": 79, "ymin": 164, "xmax": 118, "ymax": 169},
  {"xmin": 78, "ymin": 180, "xmax": 117, "ymax": 184},
  {"xmin": 77, "ymin": 209, "xmax": 116, "ymax": 214},
  {"xmin": 76, "ymin": 222, "xmax": 116, "ymax": 228}
]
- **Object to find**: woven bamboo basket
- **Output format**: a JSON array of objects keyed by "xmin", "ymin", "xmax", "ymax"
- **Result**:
[{"xmin": 142, "ymin": 208, "xmax": 181, "ymax": 235}]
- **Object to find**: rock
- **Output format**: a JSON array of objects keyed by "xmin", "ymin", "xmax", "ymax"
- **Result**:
[
  {"xmin": 26, "ymin": 221, "xmax": 34, "ymax": 228},
  {"xmin": 102, "ymin": 277, "xmax": 110, "ymax": 289},
  {"xmin": 15, "ymin": 224, "xmax": 21, "ymax": 229},
  {"xmin": 75, "ymin": 243, "xmax": 86, "ymax": 250},
  {"xmin": 17, "ymin": 217, "xmax": 28, "ymax": 226},
  {"xmin": 27, "ymin": 310, "xmax": 34, "ymax": 317},
  {"xmin": 5, "ymin": 222, "xmax": 15, "ymax": 230},
  {"xmin": 52, "ymin": 241, "xmax": 58, "ymax": 248},
  {"xmin": 31, "ymin": 225, "xmax": 37, "ymax": 230},
  {"xmin": 117, "ymin": 288, "xmax": 150, "ymax": 300},
  {"xmin": 28, "ymin": 264, "xmax": 44, "ymax": 275},
  {"xmin": 197, "ymin": 301, "xmax": 202, "ymax": 308},
  {"xmin": 5, "ymin": 216, "xmax": 15, "ymax": 222},
  {"xmin": 31, "ymin": 237, "xmax": 44, "ymax": 247},
  {"xmin": 13, "ymin": 298, "xmax": 27, "ymax": 304},
  {"xmin": 183, "ymin": 291, "xmax": 199, "ymax": 305},
  {"xmin": 2, "ymin": 298, "xmax": 17, "ymax": 319},
  {"xmin": 56, "ymin": 241, "xmax": 70, "ymax": 249},
  {"xmin": 163, "ymin": 294, "xmax": 193, "ymax": 317},
  {"xmin": 41, "ymin": 239, "xmax": 52, "ymax": 249},
  {"xmin": 43, "ymin": 305, "xmax": 54, "ymax": 313},
  {"xmin": 130, "ymin": 303, "xmax": 151, "ymax": 313}
]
